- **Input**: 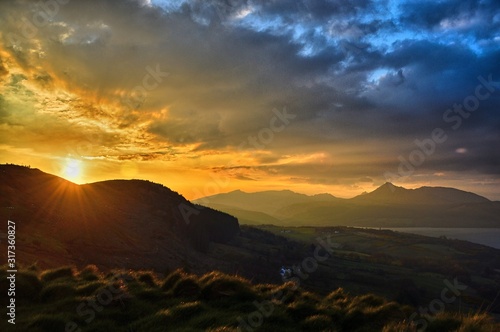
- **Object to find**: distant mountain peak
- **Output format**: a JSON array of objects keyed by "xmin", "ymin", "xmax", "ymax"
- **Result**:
[
  {"xmin": 313, "ymin": 192, "xmax": 336, "ymax": 199},
  {"xmin": 372, "ymin": 182, "xmax": 405, "ymax": 194},
  {"xmin": 381, "ymin": 182, "xmax": 402, "ymax": 188},
  {"xmin": 230, "ymin": 189, "xmax": 244, "ymax": 193},
  {"xmin": 354, "ymin": 182, "xmax": 489, "ymax": 205}
]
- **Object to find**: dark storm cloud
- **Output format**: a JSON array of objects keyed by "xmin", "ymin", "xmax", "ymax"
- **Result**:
[
  {"xmin": 400, "ymin": 0, "xmax": 500, "ymax": 32},
  {"xmin": 182, "ymin": 0, "xmax": 374, "ymax": 24},
  {"xmin": 401, "ymin": 0, "xmax": 479, "ymax": 29},
  {"xmin": 256, "ymin": 0, "xmax": 373, "ymax": 19}
]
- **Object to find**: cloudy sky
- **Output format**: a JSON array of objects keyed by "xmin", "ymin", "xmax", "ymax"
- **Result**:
[{"xmin": 0, "ymin": 0, "xmax": 499, "ymax": 200}]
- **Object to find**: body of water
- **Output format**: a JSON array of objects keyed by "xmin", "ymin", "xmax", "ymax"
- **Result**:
[{"xmin": 379, "ymin": 227, "xmax": 500, "ymax": 249}]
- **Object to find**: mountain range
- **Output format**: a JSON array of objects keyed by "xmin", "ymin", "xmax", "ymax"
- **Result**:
[
  {"xmin": 2, "ymin": 164, "xmax": 499, "ymax": 275},
  {"xmin": 195, "ymin": 182, "xmax": 500, "ymax": 227}
]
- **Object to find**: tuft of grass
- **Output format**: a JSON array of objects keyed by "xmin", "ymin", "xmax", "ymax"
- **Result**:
[
  {"xmin": 78, "ymin": 265, "xmax": 100, "ymax": 281},
  {"xmin": 135, "ymin": 288, "xmax": 164, "ymax": 301},
  {"xmin": 198, "ymin": 270, "xmax": 222, "ymax": 284},
  {"xmin": 267, "ymin": 281, "xmax": 301, "ymax": 305},
  {"xmin": 40, "ymin": 283, "xmax": 75, "ymax": 303},
  {"xmin": 367, "ymin": 301, "xmax": 404, "ymax": 317},
  {"xmin": 361, "ymin": 302, "xmax": 406, "ymax": 330},
  {"xmin": 170, "ymin": 301, "xmax": 206, "ymax": 319},
  {"xmin": 287, "ymin": 300, "xmax": 319, "ymax": 321},
  {"xmin": 382, "ymin": 321, "xmax": 418, "ymax": 332},
  {"xmin": 426, "ymin": 313, "xmax": 462, "ymax": 332},
  {"xmin": 349, "ymin": 293, "xmax": 386, "ymax": 309},
  {"xmin": 206, "ymin": 327, "xmax": 238, "ymax": 332},
  {"xmin": 301, "ymin": 314, "xmax": 335, "ymax": 331},
  {"xmin": 172, "ymin": 276, "xmax": 201, "ymax": 297},
  {"xmin": 40, "ymin": 266, "xmax": 75, "ymax": 283},
  {"xmin": 188, "ymin": 310, "xmax": 221, "ymax": 329},
  {"xmin": 325, "ymin": 287, "xmax": 349, "ymax": 304},
  {"xmin": 456, "ymin": 312, "xmax": 494, "ymax": 332},
  {"xmin": 161, "ymin": 268, "xmax": 187, "ymax": 291},
  {"xmin": 76, "ymin": 281, "xmax": 106, "ymax": 296},
  {"xmin": 200, "ymin": 271, "xmax": 258, "ymax": 302},
  {"xmin": 261, "ymin": 306, "xmax": 294, "ymax": 328},
  {"xmin": 81, "ymin": 320, "xmax": 120, "ymax": 332},
  {"xmin": 136, "ymin": 271, "xmax": 159, "ymax": 287},
  {"xmin": 27, "ymin": 262, "xmax": 39, "ymax": 271},
  {"xmin": 0, "ymin": 269, "xmax": 43, "ymax": 300},
  {"xmin": 27, "ymin": 314, "xmax": 68, "ymax": 331}
]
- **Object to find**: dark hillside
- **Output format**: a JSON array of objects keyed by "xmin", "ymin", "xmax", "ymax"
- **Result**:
[{"xmin": 0, "ymin": 164, "xmax": 239, "ymax": 269}]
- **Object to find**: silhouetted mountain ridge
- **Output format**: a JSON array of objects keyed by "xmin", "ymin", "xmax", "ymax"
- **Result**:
[
  {"xmin": 0, "ymin": 164, "xmax": 239, "ymax": 269},
  {"xmin": 197, "ymin": 182, "xmax": 499, "ymax": 227},
  {"xmin": 195, "ymin": 189, "xmax": 339, "ymax": 216},
  {"xmin": 352, "ymin": 182, "xmax": 490, "ymax": 205}
]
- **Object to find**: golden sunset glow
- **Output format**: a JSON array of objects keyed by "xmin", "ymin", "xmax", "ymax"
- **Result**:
[
  {"xmin": 0, "ymin": 0, "xmax": 498, "ymax": 201},
  {"xmin": 63, "ymin": 158, "xmax": 83, "ymax": 183}
]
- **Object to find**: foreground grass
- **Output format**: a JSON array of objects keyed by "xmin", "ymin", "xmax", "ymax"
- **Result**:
[{"xmin": 0, "ymin": 265, "xmax": 498, "ymax": 331}]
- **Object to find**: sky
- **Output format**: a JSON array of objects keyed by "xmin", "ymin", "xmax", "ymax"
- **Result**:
[{"xmin": 0, "ymin": 0, "xmax": 499, "ymax": 200}]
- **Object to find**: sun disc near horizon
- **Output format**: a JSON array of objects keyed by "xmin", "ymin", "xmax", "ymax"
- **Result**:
[{"xmin": 63, "ymin": 158, "xmax": 83, "ymax": 183}]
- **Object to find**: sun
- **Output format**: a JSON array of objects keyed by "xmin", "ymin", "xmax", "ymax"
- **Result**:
[{"xmin": 63, "ymin": 158, "xmax": 83, "ymax": 183}]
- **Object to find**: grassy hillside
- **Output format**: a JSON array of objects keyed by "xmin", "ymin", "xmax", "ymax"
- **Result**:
[
  {"xmin": 250, "ymin": 226, "xmax": 500, "ymax": 309},
  {"xmin": 1, "ymin": 265, "xmax": 498, "ymax": 332},
  {"xmin": 0, "ymin": 164, "xmax": 239, "ymax": 269}
]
